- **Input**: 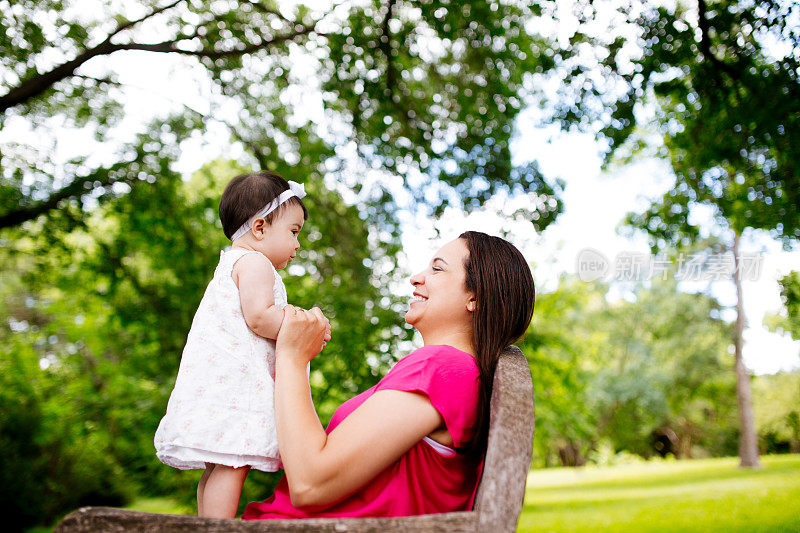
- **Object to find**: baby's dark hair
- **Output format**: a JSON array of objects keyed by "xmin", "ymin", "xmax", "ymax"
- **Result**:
[{"xmin": 219, "ymin": 170, "xmax": 309, "ymax": 240}]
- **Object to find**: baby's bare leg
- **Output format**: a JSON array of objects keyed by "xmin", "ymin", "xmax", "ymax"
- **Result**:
[
  {"xmin": 200, "ymin": 464, "xmax": 250, "ymax": 519},
  {"xmin": 197, "ymin": 462, "xmax": 216, "ymax": 515}
]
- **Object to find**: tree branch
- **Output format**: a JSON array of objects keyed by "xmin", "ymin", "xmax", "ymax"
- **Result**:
[
  {"xmin": 71, "ymin": 74, "xmax": 123, "ymax": 87},
  {"xmin": 0, "ymin": 172, "xmax": 117, "ymax": 229},
  {"xmin": 696, "ymin": 0, "xmax": 740, "ymax": 81},
  {"xmin": 243, "ymin": 0, "xmax": 294, "ymax": 26},
  {"xmin": 103, "ymin": 0, "xmax": 185, "ymax": 42},
  {"xmin": 112, "ymin": 23, "xmax": 317, "ymax": 59},
  {"xmin": 0, "ymin": 40, "xmax": 117, "ymax": 114},
  {"xmin": 376, "ymin": 0, "xmax": 420, "ymax": 140},
  {"xmin": 697, "ymin": 0, "xmax": 713, "ymax": 62},
  {"xmin": 0, "ymin": 2, "xmax": 318, "ymax": 114},
  {"xmin": 231, "ymin": 130, "xmax": 270, "ymax": 170},
  {"xmin": 0, "ymin": 0, "xmax": 185, "ymax": 114},
  {"xmin": 380, "ymin": 0, "xmax": 398, "ymax": 96}
]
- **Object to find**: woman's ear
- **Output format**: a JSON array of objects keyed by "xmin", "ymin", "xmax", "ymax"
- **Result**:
[{"xmin": 466, "ymin": 297, "xmax": 477, "ymax": 312}]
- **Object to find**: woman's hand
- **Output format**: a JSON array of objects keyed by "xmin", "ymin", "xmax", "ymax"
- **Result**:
[{"xmin": 277, "ymin": 305, "xmax": 330, "ymax": 365}]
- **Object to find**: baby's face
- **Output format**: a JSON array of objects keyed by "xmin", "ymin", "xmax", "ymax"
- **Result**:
[{"xmin": 257, "ymin": 203, "xmax": 305, "ymax": 269}]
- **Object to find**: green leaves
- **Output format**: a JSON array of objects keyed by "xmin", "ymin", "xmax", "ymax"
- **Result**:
[
  {"xmin": 0, "ymin": 154, "xmax": 411, "ymax": 520},
  {"xmin": 320, "ymin": 0, "xmax": 560, "ymax": 218},
  {"xmin": 766, "ymin": 271, "xmax": 800, "ymax": 341},
  {"xmin": 1, "ymin": 1, "xmax": 569, "ymax": 524},
  {"xmin": 752, "ymin": 369, "xmax": 800, "ymax": 453},
  {"xmin": 543, "ymin": 0, "xmax": 799, "ymax": 246},
  {"xmin": 521, "ymin": 277, "xmax": 736, "ymax": 466},
  {"xmin": 2, "ymin": 0, "xmax": 566, "ymax": 233}
]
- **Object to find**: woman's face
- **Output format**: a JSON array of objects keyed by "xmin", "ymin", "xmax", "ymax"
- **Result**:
[{"xmin": 405, "ymin": 238, "xmax": 475, "ymax": 331}]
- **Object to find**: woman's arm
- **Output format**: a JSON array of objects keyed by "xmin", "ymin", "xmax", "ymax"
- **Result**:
[
  {"xmin": 233, "ymin": 253, "xmax": 285, "ymax": 339},
  {"xmin": 275, "ymin": 308, "xmax": 443, "ymax": 509}
]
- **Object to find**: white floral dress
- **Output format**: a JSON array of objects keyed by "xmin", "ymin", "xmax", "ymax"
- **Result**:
[{"xmin": 154, "ymin": 248, "xmax": 286, "ymax": 472}]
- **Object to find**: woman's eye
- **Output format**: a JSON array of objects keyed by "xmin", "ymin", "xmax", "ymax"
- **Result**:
[{"xmin": 432, "ymin": 266, "xmax": 443, "ymax": 272}]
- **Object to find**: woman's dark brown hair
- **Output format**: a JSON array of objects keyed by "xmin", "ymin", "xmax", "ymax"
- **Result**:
[
  {"xmin": 219, "ymin": 170, "xmax": 308, "ymax": 240},
  {"xmin": 460, "ymin": 231, "xmax": 535, "ymax": 456}
]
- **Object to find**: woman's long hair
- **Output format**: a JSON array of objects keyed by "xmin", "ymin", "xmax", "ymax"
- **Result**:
[{"xmin": 460, "ymin": 231, "xmax": 535, "ymax": 456}]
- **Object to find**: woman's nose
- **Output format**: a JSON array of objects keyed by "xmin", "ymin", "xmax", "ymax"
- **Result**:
[{"xmin": 410, "ymin": 272, "xmax": 424, "ymax": 286}]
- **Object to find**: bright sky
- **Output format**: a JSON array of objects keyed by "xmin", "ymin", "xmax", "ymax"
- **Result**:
[{"xmin": 4, "ymin": 2, "xmax": 798, "ymax": 375}]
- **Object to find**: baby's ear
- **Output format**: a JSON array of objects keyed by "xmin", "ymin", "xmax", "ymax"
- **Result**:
[{"xmin": 252, "ymin": 218, "xmax": 267, "ymax": 238}]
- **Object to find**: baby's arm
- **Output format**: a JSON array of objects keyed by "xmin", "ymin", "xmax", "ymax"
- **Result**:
[{"xmin": 232, "ymin": 253, "xmax": 284, "ymax": 340}]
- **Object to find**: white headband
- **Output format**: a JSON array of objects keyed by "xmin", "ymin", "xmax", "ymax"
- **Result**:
[{"xmin": 230, "ymin": 180, "xmax": 306, "ymax": 241}]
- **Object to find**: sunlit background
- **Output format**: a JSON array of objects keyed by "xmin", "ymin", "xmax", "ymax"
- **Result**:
[{"xmin": 2, "ymin": 0, "xmax": 799, "ymax": 531}]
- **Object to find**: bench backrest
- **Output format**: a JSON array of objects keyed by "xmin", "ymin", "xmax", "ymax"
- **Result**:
[{"xmin": 474, "ymin": 345, "xmax": 535, "ymax": 531}]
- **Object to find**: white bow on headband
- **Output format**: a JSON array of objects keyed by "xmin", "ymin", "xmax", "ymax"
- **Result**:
[{"xmin": 230, "ymin": 180, "xmax": 306, "ymax": 241}]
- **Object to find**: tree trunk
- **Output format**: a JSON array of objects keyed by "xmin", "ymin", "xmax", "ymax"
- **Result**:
[
  {"xmin": 557, "ymin": 440, "xmax": 585, "ymax": 467},
  {"xmin": 788, "ymin": 412, "xmax": 800, "ymax": 454},
  {"xmin": 732, "ymin": 231, "xmax": 761, "ymax": 468}
]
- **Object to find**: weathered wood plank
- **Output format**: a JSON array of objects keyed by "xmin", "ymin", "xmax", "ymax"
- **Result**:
[
  {"xmin": 474, "ymin": 346, "xmax": 535, "ymax": 533},
  {"xmin": 55, "ymin": 507, "xmax": 477, "ymax": 532}
]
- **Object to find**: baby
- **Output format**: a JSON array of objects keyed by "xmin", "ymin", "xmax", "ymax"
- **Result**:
[{"xmin": 154, "ymin": 170, "xmax": 329, "ymax": 518}]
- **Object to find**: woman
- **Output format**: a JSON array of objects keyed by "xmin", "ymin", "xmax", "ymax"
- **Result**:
[{"xmin": 243, "ymin": 231, "xmax": 535, "ymax": 519}]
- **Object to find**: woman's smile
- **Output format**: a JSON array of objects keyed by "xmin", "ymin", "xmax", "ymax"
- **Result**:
[{"xmin": 410, "ymin": 292, "xmax": 428, "ymax": 305}]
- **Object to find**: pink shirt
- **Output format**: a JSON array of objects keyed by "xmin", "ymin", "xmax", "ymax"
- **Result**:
[{"xmin": 242, "ymin": 345, "xmax": 483, "ymax": 520}]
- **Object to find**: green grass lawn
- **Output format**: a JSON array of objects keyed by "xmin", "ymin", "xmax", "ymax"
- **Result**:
[
  {"xmin": 124, "ymin": 496, "xmax": 193, "ymax": 515},
  {"xmin": 519, "ymin": 454, "xmax": 800, "ymax": 533},
  {"xmin": 123, "ymin": 455, "xmax": 800, "ymax": 532}
]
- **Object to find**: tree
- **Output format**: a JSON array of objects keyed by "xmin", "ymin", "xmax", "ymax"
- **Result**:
[
  {"xmin": 546, "ymin": 0, "xmax": 800, "ymax": 467},
  {"xmin": 519, "ymin": 276, "xmax": 736, "ymax": 466},
  {"xmin": 2, "ymin": 2, "xmax": 568, "ymax": 526},
  {"xmin": 0, "ymin": 155, "xmax": 410, "ymax": 526},
  {"xmin": 592, "ymin": 278, "xmax": 737, "ymax": 459},
  {"xmin": 766, "ymin": 271, "xmax": 800, "ymax": 341},
  {"xmin": 752, "ymin": 370, "xmax": 800, "ymax": 454},
  {"xmin": 518, "ymin": 278, "xmax": 602, "ymax": 467},
  {"xmin": 0, "ymin": 0, "xmax": 563, "ymax": 232}
]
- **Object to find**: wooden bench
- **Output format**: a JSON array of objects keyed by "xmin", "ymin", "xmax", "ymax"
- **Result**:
[{"xmin": 56, "ymin": 346, "xmax": 535, "ymax": 532}]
